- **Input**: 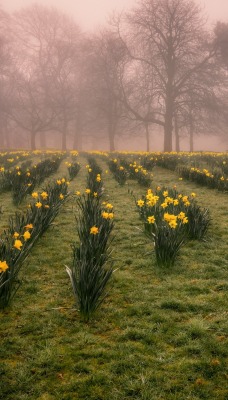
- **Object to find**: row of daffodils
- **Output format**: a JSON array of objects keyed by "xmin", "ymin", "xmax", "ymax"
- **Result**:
[
  {"xmin": 0, "ymin": 178, "xmax": 69, "ymax": 308},
  {"xmin": 104, "ymin": 151, "xmax": 227, "ymax": 192},
  {"xmin": 66, "ymin": 157, "xmax": 114, "ymax": 321},
  {"xmin": 0, "ymin": 153, "xmax": 65, "ymax": 205},
  {"xmin": 107, "ymin": 157, "xmax": 153, "ymax": 187}
]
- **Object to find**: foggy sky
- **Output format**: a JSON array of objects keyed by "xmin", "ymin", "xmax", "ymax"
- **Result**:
[{"xmin": 3, "ymin": 0, "xmax": 228, "ymax": 31}]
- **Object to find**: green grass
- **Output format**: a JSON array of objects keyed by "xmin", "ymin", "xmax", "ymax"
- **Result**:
[{"xmin": 0, "ymin": 155, "xmax": 227, "ymax": 400}]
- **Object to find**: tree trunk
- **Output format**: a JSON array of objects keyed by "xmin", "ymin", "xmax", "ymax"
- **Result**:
[
  {"xmin": 145, "ymin": 123, "xmax": 150, "ymax": 152},
  {"xmin": 189, "ymin": 113, "xmax": 194, "ymax": 152},
  {"xmin": 164, "ymin": 41, "xmax": 175, "ymax": 152},
  {"xmin": 30, "ymin": 130, "xmax": 36, "ymax": 150},
  {"xmin": 61, "ymin": 110, "xmax": 68, "ymax": 151},
  {"xmin": 164, "ymin": 95, "xmax": 173, "ymax": 152},
  {"xmin": 190, "ymin": 126, "xmax": 194, "ymax": 152},
  {"xmin": 73, "ymin": 116, "xmax": 82, "ymax": 150},
  {"xmin": 109, "ymin": 131, "xmax": 115, "ymax": 152},
  {"xmin": 61, "ymin": 131, "xmax": 67, "ymax": 151},
  {"xmin": 73, "ymin": 129, "xmax": 82, "ymax": 150},
  {"xmin": 4, "ymin": 126, "xmax": 10, "ymax": 149},
  {"xmin": 39, "ymin": 131, "xmax": 46, "ymax": 149},
  {"xmin": 108, "ymin": 120, "xmax": 115, "ymax": 152},
  {"xmin": 174, "ymin": 116, "xmax": 180, "ymax": 152},
  {"xmin": 164, "ymin": 115, "xmax": 173, "ymax": 151}
]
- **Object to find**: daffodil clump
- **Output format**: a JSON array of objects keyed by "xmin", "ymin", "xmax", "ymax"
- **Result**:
[
  {"xmin": 67, "ymin": 181, "xmax": 114, "ymax": 321},
  {"xmin": 65, "ymin": 161, "xmax": 81, "ymax": 181},
  {"xmin": 86, "ymin": 157, "xmax": 103, "ymax": 196},
  {"xmin": 0, "ymin": 222, "xmax": 34, "ymax": 308},
  {"xmin": 135, "ymin": 186, "xmax": 210, "ymax": 267},
  {"xmin": 107, "ymin": 158, "xmax": 128, "ymax": 186},
  {"xmin": 126, "ymin": 160, "xmax": 153, "ymax": 187}
]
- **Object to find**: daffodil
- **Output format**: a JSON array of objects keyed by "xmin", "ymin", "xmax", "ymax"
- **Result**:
[
  {"xmin": 23, "ymin": 231, "xmax": 31, "ymax": 240},
  {"xmin": 0, "ymin": 260, "xmax": 9, "ymax": 273},
  {"xmin": 59, "ymin": 194, "xmax": 64, "ymax": 200},
  {"xmin": 32, "ymin": 192, "xmax": 39, "ymax": 198},
  {"xmin": 41, "ymin": 191, "xmax": 48, "ymax": 200},
  {"xmin": 169, "ymin": 220, "xmax": 177, "ymax": 229},
  {"xmin": 90, "ymin": 226, "xmax": 99, "ymax": 235},
  {"xmin": 102, "ymin": 211, "xmax": 109, "ymax": 219},
  {"xmin": 75, "ymin": 191, "xmax": 81, "ymax": 196},
  {"xmin": 147, "ymin": 216, "xmax": 155, "ymax": 224},
  {"xmin": 35, "ymin": 202, "xmax": 42, "ymax": 208},
  {"xmin": 24, "ymin": 224, "xmax": 33, "ymax": 229},
  {"xmin": 178, "ymin": 212, "xmax": 186, "ymax": 220},
  {"xmin": 137, "ymin": 199, "xmax": 144, "ymax": 207},
  {"xmin": 14, "ymin": 239, "xmax": 23, "ymax": 250},
  {"xmin": 13, "ymin": 232, "xmax": 20, "ymax": 238},
  {"xmin": 85, "ymin": 189, "xmax": 91, "ymax": 194}
]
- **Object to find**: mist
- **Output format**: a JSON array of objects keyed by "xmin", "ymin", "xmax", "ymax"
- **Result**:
[{"xmin": 0, "ymin": 0, "xmax": 228, "ymax": 152}]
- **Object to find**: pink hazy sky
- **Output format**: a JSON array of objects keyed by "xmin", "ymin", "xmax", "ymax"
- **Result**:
[{"xmin": 2, "ymin": 0, "xmax": 228, "ymax": 31}]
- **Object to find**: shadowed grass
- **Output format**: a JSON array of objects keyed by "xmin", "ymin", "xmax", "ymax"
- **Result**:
[{"xmin": 0, "ymin": 156, "xmax": 227, "ymax": 400}]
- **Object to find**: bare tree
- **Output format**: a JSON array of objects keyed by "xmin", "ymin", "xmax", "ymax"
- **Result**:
[
  {"xmin": 11, "ymin": 4, "xmax": 82, "ymax": 150},
  {"xmin": 214, "ymin": 21, "xmax": 228, "ymax": 145},
  {"xmin": 85, "ymin": 30, "xmax": 129, "ymax": 151},
  {"xmin": 115, "ymin": 0, "xmax": 217, "ymax": 151},
  {"xmin": 0, "ymin": 8, "xmax": 15, "ymax": 148}
]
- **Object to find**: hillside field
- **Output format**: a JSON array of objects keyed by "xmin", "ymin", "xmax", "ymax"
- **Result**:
[{"xmin": 0, "ymin": 151, "xmax": 227, "ymax": 400}]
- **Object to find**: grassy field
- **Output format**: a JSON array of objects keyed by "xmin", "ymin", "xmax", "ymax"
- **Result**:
[{"xmin": 0, "ymin": 154, "xmax": 227, "ymax": 400}]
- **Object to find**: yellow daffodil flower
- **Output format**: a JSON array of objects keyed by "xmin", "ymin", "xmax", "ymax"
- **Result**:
[
  {"xmin": 0, "ymin": 260, "xmax": 9, "ymax": 273},
  {"xmin": 41, "ymin": 191, "xmax": 48, "ymax": 200},
  {"xmin": 14, "ymin": 239, "xmax": 23, "ymax": 250},
  {"xmin": 137, "ymin": 199, "xmax": 144, "ymax": 207},
  {"xmin": 23, "ymin": 231, "xmax": 31, "ymax": 240},
  {"xmin": 90, "ymin": 226, "xmax": 99, "ymax": 235},
  {"xmin": 24, "ymin": 224, "xmax": 33, "ymax": 229},
  {"xmin": 147, "ymin": 216, "xmax": 155, "ymax": 224}
]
